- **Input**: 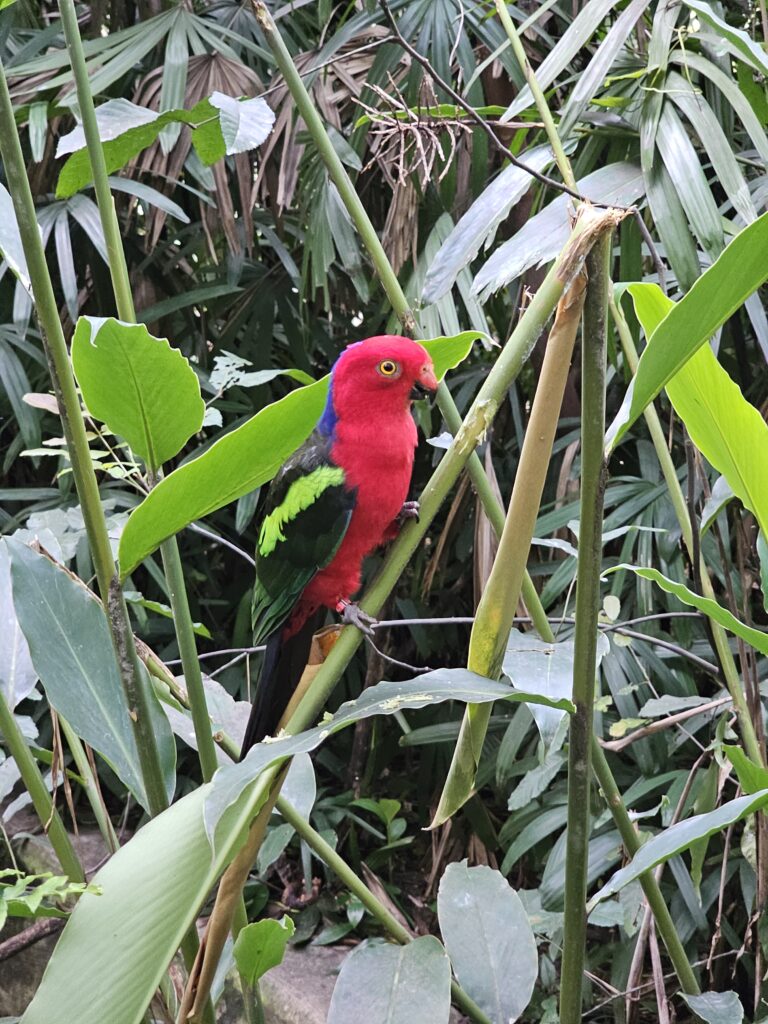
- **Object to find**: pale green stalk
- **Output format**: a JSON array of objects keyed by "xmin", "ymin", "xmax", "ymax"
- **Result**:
[
  {"xmin": 494, "ymin": 0, "xmax": 578, "ymax": 190},
  {"xmin": 0, "ymin": 56, "xmax": 168, "ymax": 818},
  {"xmin": 56, "ymin": 0, "xmax": 217, "ymax": 786},
  {"xmin": 58, "ymin": 719, "xmax": 119, "ymax": 854},
  {"xmin": 432, "ymin": 248, "xmax": 592, "ymax": 827},
  {"xmin": 0, "ymin": 691, "xmax": 84, "ymax": 882},
  {"xmin": 560, "ymin": 233, "xmax": 611, "ymax": 1024}
]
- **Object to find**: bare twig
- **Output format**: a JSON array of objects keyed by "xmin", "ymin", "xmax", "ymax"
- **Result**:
[{"xmin": 600, "ymin": 695, "xmax": 731, "ymax": 752}]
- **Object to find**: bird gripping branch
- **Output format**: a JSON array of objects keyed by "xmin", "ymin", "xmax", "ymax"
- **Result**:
[{"xmin": 241, "ymin": 335, "xmax": 438, "ymax": 756}]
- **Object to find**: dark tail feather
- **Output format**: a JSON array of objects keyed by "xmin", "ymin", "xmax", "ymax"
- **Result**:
[{"xmin": 240, "ymin": 611, "xmax": 324, "ymax": 759}]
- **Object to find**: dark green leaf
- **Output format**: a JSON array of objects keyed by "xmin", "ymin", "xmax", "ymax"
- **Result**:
[{"xmin": 8, "ymin": 541, "xmax": 175, "ymax": 811}]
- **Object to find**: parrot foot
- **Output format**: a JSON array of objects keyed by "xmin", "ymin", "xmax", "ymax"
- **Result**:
[
  {"xmin": 336, "ymin": 600, "xmax": 377, "ymax": 636},
  {"xmin": 397, "ymin": 500, "xmax": 420, "ymax": 524}
]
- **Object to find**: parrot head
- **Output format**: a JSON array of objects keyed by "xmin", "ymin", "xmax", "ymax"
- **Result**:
[{"xmin": 324, "ymin": 335, "xmax": 438, "ymax": 429}]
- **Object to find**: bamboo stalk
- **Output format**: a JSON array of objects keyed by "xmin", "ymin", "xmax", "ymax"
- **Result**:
[
  {"xmin": 0, "ymin": 691, "xmax": 84, "ymax": 882},
  {"xmin": 559, "ymin": 232, "xmax": 611, "ymax": 1024},
  {"xmin": 56, "ymin": 0, "xmax": 218, "ymax": 786},
  {"xmin": 432, "ymin": 262, "xmax": 591, "ymax": 827},
  {"xmin": 0, "ymin": 56, "xmax": 168, "ymax": 819}
]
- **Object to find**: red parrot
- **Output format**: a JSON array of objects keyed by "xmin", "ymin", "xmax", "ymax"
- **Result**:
[{"xmin": 240, "ymin": 335, "xmax": 438, "ymax": 756}]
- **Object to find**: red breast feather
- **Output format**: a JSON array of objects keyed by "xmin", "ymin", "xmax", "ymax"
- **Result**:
[{"xmin": 300, "ymin": 336, "xmax": 434, "ymax": 610}]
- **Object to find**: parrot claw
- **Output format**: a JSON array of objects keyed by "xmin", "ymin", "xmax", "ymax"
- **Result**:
[
  {"xmin": 398, "ymin": 500, "xmax": 420, "ymax": 524},
  {"xmin": 336, "ymin": 600, "xmax": 377, "ymax": 636}
]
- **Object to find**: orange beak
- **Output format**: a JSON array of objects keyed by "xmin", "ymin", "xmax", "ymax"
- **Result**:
[{"xmin": 410, "ymin": 363, "xmax": 438, "ymax": 399}]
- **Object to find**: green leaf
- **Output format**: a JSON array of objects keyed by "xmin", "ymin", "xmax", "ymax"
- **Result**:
[
  {"xmin": 18, "ymin": 780, "xmax": 262, "ymax": 1024},
  {"xmin": 683, "ymin": 0, "xmax": 768, "ymax": 77},
  {"xmin": 233, "ymin": 915, "xmax": 295, "ymax": 986},
  {"xmin": 504, "ymin": 630, "xmax": 609, "ymax": 747},
  {"xmin": 681, "ymin": 991, "xmax": 744, "ymax": 1024},
  {"xmin": 665, "ymin": 342, "xmax": 768, "ymax": 537},
  {"xmin": 723, "ymin": 746, "xmax": 768, "ymax": 795},
  {"xmin": 71, "ymin": 317, "xmax": 204, "ymax": 471},
  {"xmin": 55, "ymin": 94, "xmax": 275, "ymax": 198},
  {"xmin": 7, "ymin": 540, "xmax": 176, "ymax": 811},
  {"xmin": 204, "ymin": 669, "xmax": 575, "ymax": 845},
  {"xmin": 422, "ymin": 145, "xmax": 555, "ymax": 304},
  {"xmin": 701, "ymin": 476, "xmax": 734, "ymax": 535},
  {"xmin": 588, "ymin": 790, "xmax": 768, "ymax": 907},
  {"xmin": 604, "ymin": 564, "xmax": 768, "ymax": 656},
  {"xmin": 437, "ymin": 862, "xmax": 536, "ymax": 1024},
  {"xmin": 327, "ymin": 937, "xmax": 451, "ymax": 1024},
  {"xmin": 607, "ymin": 213, "xmax": 768, "ymax": 449},
  {"xmin": 117, "ymin": 333, "xmax": 481, "ymax": 576},
  {"xmin": 0, "ymin": 542, "xmax": 37, "ymax": 708},
  {"xmin": 8, "ymin": 540, "xmax": 175, "ymax": 812}
]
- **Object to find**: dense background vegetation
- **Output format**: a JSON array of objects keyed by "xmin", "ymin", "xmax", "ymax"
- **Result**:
[{"xmin": 2, "ymin": 1, "xmax": 768, "ymax": 1022}]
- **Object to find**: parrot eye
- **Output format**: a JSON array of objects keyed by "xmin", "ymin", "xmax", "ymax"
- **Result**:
[{"xmin": 377, "ymin": 359, "xmax": 401, "ymax": 378}]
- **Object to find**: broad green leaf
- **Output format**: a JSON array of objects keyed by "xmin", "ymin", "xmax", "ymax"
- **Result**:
[
  {"xmin": 607, "ymin": 213, "xmax": 768, "ymax": 449},
  {"xmin": 681, "ymin": 991, "xmax": 744, "ymax": 1024},
  {"xmin": 588, "ymin": 790, "xmax": 768, "ymax": 906},
  {"xmin": 72, "ymin": 317, "xmax": 204, "ymax": 471},
  {"xmin": 204, "ymin": 669, "xmax": 575, "ymax": 845},
  {"xmin": 723, "ymin": 746, "xmax": 768, "ymax": 795},
  {"xmin": 19, "ymin": 777, "xmax": 266, "ymax": 1024},
  {"xmin": 605, "ymin": 564, "xmax": 768, "ymax": 656},
  {"xmin": 119, "ymin": 377, "xmax": 327, "ymax": 577},
  {"xmin": 8, "ymin": 540, "xmax": 175, "ymax": 811},
  {"xmin": 665, "ymin": 342, "xmax": 768, "ymax": 537},
  {"xmin": 327, "ymin": 937, "xmax": 451, "ymax": 1024},
  {"xmin": 56, "ymin": 95, "xmax": 275, "ymax": 198},
  {"xmin": 233, "ymin": 915, "xmax": 295, "ymax": 986},
  {"xmin": 117, "ymin": 333, "xmax": 481, "ymax": 576},
  {"xmin": 437, "ymin": 862, "xmax": 536, "ymax": 1024}
]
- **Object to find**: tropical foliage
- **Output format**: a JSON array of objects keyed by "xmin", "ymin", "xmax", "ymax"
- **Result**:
[{"xmin": 1, "ymin": 1, "xmax": 768, "ymax": 1023}]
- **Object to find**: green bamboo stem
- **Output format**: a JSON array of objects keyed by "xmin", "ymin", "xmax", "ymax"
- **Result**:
[
  {"xmin": 494, "ymin": 0, "xmax": 578, "ymax": 190},
  {"xmin": 58, "ymin": 718, "xmax": 119, "ymax": 854},
  {"xmin": 0, "ymin": 691, "xmax": 84, "ymax": 882},
  {"xmin": 591, "ymin": 743, "xmax": 700, "ymax": 994},
  {"xmin": 559, "ymin": 233, "xmax": 611, "ymax": 1024},
  {"xmin": 0, "ymin": 57, "xmax": 168, "ymax": 819},
  {"xmin": 432, "ymin": 263, "xmax": 591, "ymax": 826},
  {"xmin": 56, "ymin": 0, "xmax": 217, "ymax": 785},
  {"xmin": 610, "ymin": 297, "xmax": 763, "ymax": 767},
  {"xmin": 276, "ymin": 797, "xmax": 493, "ymax": 1024}
]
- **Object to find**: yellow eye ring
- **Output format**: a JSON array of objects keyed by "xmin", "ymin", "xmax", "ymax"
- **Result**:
[{"xmin": 377, "ymin": 359, "xmax": 400, "ymax": 377}]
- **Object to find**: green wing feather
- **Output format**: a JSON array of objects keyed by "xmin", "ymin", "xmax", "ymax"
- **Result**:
[{"xmin": 251, "ymin": 431, "xmax": 355, "ymax": 643}]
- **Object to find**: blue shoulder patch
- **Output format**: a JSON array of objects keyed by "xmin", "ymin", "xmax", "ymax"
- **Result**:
[{"xmin": 317, "ymin": 371, "xmax": 338, "ymax": 437}]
